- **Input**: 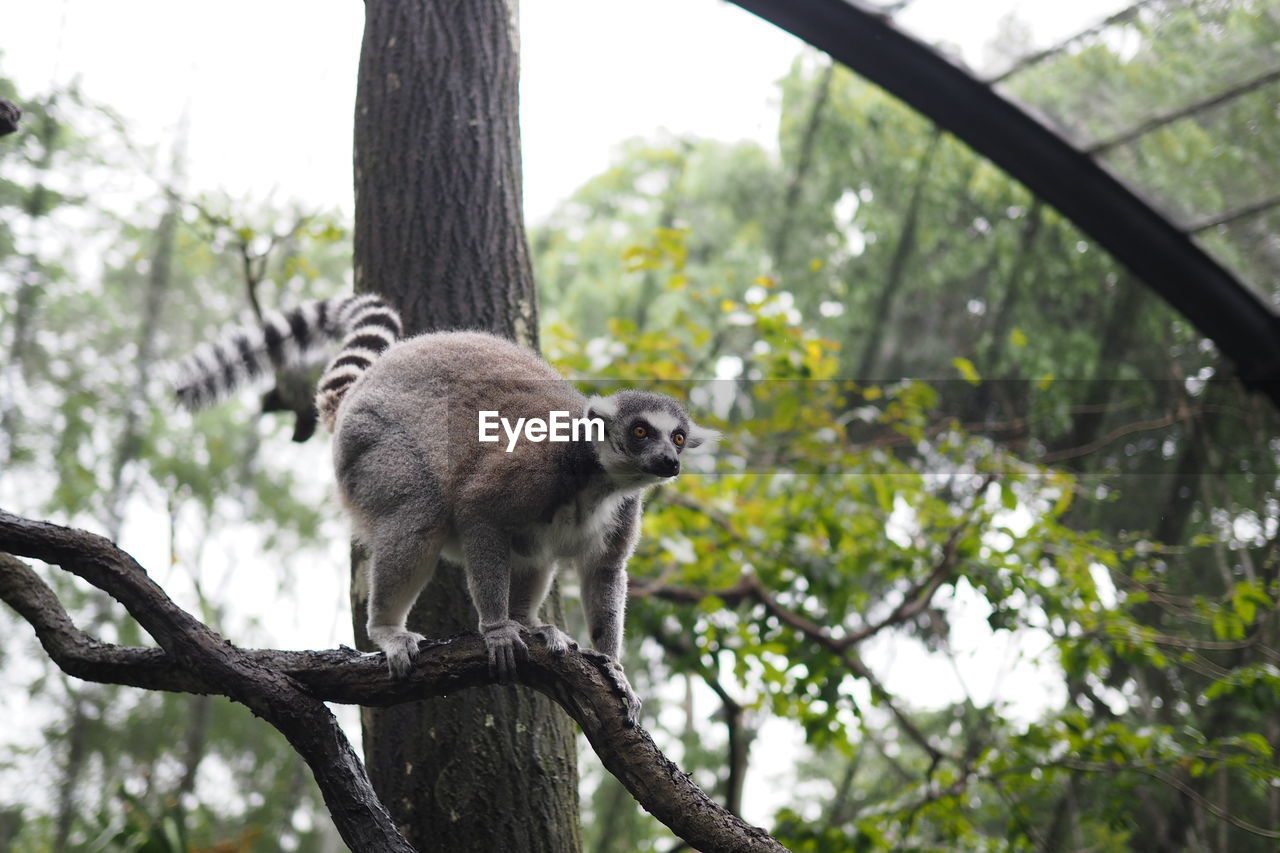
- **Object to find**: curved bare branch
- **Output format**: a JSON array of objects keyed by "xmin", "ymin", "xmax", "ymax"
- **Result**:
[{"xmin": 0, "ymin": 510, "xmax": 790, "ymax": 853}]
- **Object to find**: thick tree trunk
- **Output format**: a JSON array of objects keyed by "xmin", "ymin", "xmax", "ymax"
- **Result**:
[
  {"xmin": 352, "ymin": 2, "xmax": 580, "ymax": 850},
  {"xmin": 354, "ymin": 0, "xmax": 538, "ymax": 346}
]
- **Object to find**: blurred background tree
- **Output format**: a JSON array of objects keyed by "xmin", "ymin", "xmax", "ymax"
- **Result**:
[{"xmin": 1, "ymin": 78, "xmax": 352, "ymax": 851}]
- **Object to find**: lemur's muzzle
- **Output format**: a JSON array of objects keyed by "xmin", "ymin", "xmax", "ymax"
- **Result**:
[{"xmin": 648, "ymin": 454, "xmax": 680, "ymax": 478}]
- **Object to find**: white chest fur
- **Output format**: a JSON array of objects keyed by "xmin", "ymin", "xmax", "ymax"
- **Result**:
[
  {"xmin": 517, "ymin": 491, "xmax": 629, "ymax": 567},
  {"xmin": 436, "ymin": 489, "xmax": 631, "ymax": 570}
]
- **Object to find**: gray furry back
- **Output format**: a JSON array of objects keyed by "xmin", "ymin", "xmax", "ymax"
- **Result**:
[{"xmin": 172, "ymin": 295, "xmax": 402, "ymax": 429}]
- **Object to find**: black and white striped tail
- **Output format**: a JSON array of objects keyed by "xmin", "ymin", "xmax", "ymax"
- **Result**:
[
  {"xmin": 172, "ymin": 295, "xmax": 402, "ymax": 429},
  {"xmin": 314, "ymin": 297, "xmax": 402, "ymax": 430}
]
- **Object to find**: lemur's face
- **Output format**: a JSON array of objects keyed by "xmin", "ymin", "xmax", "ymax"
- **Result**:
[{"xmin": 587, "ymin": 391, "xmax": 718, "ymax": 487}]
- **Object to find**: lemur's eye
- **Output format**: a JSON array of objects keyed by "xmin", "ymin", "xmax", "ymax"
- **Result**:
[
  {"xmin": 631, "ymin": 425, "xmax": 648, "ymax": 439},
  {"xmin": 673, "ymin": 432, "xmax": 685, "ymax": 447}
]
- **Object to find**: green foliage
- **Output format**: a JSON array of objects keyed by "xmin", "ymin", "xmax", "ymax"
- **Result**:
[
  {"xmin": 537, "ymin": 4, "xmax": 1280, "ymax": 844},
  {"xmin": 546, "ymin": 243, "xmax": 1278, "ymax": 848},
  {"xmin": 79, "ymin": 788, "xmax": 194, "ymax": 853}
]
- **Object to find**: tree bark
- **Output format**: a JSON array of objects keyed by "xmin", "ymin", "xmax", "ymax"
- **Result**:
[
  {"xmin": 352, "ymin": 2, "xmax": 579, "ymax": 850},
  {"xmin": 354, "ymin": 0, "xmax": 538, "ymax": 347},
  {"xmin": 0, "ymin": 522, "xmax": 792, "ymax": 853},
  {"xmin": 0, "ymin": 98, "xmax": 20, "ymax": 136},
  {"xmin": 0, "ymin": 517, "xmax": 414, "ymax": 853}
]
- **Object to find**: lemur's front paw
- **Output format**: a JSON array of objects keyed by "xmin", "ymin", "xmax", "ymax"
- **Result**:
[
  {"xmin": 482, "ymin": 620, "xmax": 529, "ymax": 682},
  {"xmin": 369, "ymin": 627, "xmax": 426, "ymax": 679},
  {"xmin": 530, "ymin": 624, "xmax": 576, "ymax": 656}
]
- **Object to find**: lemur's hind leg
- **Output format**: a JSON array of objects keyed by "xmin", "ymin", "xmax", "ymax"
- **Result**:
[
  {"xmin": 365, "ymin": 520, "xmax": 444, "ymax": 678},
  {"xmin": 336, "ymin": 415, "xmax": 445, "ymax": 678}
]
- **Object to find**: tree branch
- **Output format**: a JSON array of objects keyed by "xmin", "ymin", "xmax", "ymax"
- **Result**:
[
  {"xmin": 630, "ymin": 513, "xmax": 978, "ymax": 767},
  {"xmin": 1087, "ymin": 65, "xmax": 1280, "ymax": 156},
  {"xmin": 632, "ymin": 571, "xmax": 955, "ymax": 765},
  {"xmin": 653, "ymin": 487, "xmax": 977, "ymax": 652},
  {"xmin": 0, "ymin": 512, "xmax": 412, "ymax": 853},
  {"xmin": 0, "ymin": 99, "xmax": 20, "ymax": 137},
  {"xmin": 0, "ymin": 510, "xmax": 790, "ymax": 853},
  {"xmin": 871, "ymin": 755, "xmax": 1280, "ymax": 842}
]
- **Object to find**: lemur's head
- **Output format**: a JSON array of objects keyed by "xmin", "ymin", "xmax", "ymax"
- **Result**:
[{"xmin": 586, "ymin": 390, "xmax": 719, "ymax": 487}]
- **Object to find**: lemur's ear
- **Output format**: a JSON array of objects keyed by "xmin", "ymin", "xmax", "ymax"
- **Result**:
[
  {"xmin": 683, "ymin": 420, "xmax": 721, "ymax": 452},
  {"xmin": 585, "ymin": 394, "xmax": 619, "ymax": 426}
]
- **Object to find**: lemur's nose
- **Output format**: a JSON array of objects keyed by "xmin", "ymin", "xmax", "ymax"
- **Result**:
[{"xmin": 655, "ymin": 454, "xmax": 680, "ymax": 477}]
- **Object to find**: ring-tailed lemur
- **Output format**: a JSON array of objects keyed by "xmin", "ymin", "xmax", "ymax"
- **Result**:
[{"xmin": 173, "ymin": 295, "xmax": 718, "ymax": 683}]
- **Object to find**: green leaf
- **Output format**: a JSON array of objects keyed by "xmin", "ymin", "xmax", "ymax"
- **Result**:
[
  {"xmin": 1230, "ymin": 581, "xmax": 1272, "ymax": 626},
  {"xmin": 952, "ymin": 356, "xmax": 981, "ymax": 385},
  {"xmin": 1232, "ymin": 732, "xmax": 1273, "ymax": 759},
  {"xmin": 698, "ymin": 594, "xmax": 726, "ymax": 614}
]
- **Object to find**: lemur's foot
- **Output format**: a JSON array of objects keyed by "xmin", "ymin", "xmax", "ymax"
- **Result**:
[
  {"xmin": 582, "ymin": 649, "xmax": 643, "ymax": 727},
  {"xmin": 530, "ymin": 624, "xmax": 577, "ymax": 655},
  {"xmin": 369, "ymin": 627, "xmax": 426, "ymax": 679},
  {"xmin": 607, "ymin": 658, "xmax": 643, "ymax": 727},
  {"xmin": 482, "ymin": 620, "xmax": 529, "ymax": 682}
]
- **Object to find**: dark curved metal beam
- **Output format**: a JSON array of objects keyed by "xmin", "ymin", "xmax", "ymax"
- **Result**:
[{"xmin": 729, "ymin": 0, "xmax": 1280, "ymax": 406}]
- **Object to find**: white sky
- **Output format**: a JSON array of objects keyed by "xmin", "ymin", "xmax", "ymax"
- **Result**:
[
  {"xmin": 1, "ymin": 0, "xmax": 1131, "ymax": 829},
  {"xmin": 2, "ymin": 0, "xmax": 1130, "ymax": 223},
  {"xmin": 3, "ymin": 0, "xmax": 803, "ymax": 222}
]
